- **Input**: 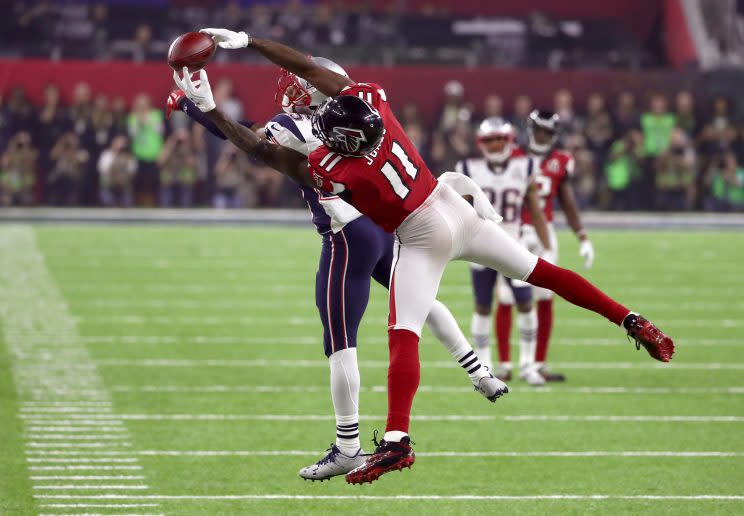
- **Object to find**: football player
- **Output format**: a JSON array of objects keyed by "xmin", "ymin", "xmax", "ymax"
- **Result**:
[
  {"xmin": 174, "ymin": 29, "xmax": 674, "ymax": 484},
  {"xmin": 168, "ymin": 53, "xmax": 507, "ymax": 482},
  {"xmin": 495, "ymin": 110, "xmax": 595, "ymax": 382},
  {"xmin": 455, "ymin": 118, "xmax": 550, "ymax": 386}
]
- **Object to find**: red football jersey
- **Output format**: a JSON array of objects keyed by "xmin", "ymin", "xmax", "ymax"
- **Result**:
[
  {"xmin": 307, "ymin": 82, "xmax": 437, "ymax": 233},
  {"xmin": 520, "ymin": 148, "xmax": 575, "ymax": 224}
]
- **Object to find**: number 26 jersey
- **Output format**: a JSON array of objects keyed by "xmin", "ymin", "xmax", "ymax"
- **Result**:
[
  {"xmin": 307, "ymin": 82, "xmax": 438, "ymax": 233},
  {"xmin": 455, "ymin": 153, "xmax": 534, "ymax": 239}
]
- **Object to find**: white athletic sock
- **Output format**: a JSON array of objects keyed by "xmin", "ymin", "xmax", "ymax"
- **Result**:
[
  {"xmin": 470, "ymin": 312, "xmax": 492, "ymax": 370},
  {"xmin": 329, "ymin": 348, "xmax": 361, "ymax": 455},
  {"xmin": 426, "ymin": 300, "xmax": 486, "ymax": 374},
  {"xmin": 518, "ymin": 309, "xmax": 538, "ymax": 372},
  {"xmin": 383, "ymin": 430, "xmax": 408, "ymax": 442}
]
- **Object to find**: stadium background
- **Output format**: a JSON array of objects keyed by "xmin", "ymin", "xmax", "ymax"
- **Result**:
[{"xmin": 1, "ymin": 1, "xmax": 744, "ymax": 515}]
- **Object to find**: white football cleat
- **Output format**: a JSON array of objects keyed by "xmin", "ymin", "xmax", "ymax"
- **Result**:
[
  {"xmin": 519, "ymin": 366, "xmax": 546, "ymax": 387},
  {"xmin": 299, "ymin": 444, "xmax": 366, "ymax": 481},
  {"xmin": 473, "ymin": 368, "xmax": 509, "ymax": 402}
]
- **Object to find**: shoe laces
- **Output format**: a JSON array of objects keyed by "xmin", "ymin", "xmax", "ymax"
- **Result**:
[{"xmin": 316, "ymin": 444, "xmax": 339, "ymax": 466}]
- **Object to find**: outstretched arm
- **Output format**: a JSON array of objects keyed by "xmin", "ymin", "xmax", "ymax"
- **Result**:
[
  {"xmin": 558, "ymin": 179, "xmax": 594, "ymax": 268},
  {"xmin": 200, "ymin": 28, "xmax": 353, "ymax": 96},
  {"xmin": 173, "ymin": 67, "xmax": 312, "ymax": 187}
]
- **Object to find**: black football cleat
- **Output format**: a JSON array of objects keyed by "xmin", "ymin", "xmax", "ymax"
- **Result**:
[
  {"xmin": 538, "ymin": 366, "xmax": 566, "ymax": 382},
  {"xmin": 345, "ymin": 432, "xmax": 415, "ymax": 484},
  {"xmin": 624, "ymin": 314, "xmax": 675, "ymax": 362}
]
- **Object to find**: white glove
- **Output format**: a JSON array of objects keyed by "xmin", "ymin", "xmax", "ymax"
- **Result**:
[
  {"xmin": 172, "ymin": 67, "xmax": 216, "ymax": 113},
  {"xmin": 579, "ymin": 239, "xmax": 595, "ymax": 269},
  {"xmin": 437, "ymin": 172, "xmax": 503, "ymax": 223},
  {"xmin": 200, "ymin": 28, "xmax": 251, "ymax": 49}
]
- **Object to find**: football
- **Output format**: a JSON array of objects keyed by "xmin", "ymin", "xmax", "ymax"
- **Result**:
[{"xmin": 168, "ymin": 31, "xmax": 216, "ymax": 73}]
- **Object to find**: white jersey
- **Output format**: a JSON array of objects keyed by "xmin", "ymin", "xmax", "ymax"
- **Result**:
[
  {"xmin": 263, "ymin": 112, "xmax": 362, "ymax": 233},
  {"xmin": 455, "ymin": 155, "xmax": 534, "ymax": 239}
]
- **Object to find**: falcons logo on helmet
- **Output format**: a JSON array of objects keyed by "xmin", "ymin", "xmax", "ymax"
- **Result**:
[{"xmin": 333, "ymin": 127, "xmax": 368, "ymax": 154}]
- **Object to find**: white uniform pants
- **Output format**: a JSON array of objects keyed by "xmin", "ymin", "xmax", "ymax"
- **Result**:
[{"xmin": 389, "ymin": 183, "xmax": 539, "ymax": 336}]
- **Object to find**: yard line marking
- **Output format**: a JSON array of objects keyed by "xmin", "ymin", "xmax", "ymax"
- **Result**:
[
  {"xmin": 90, "ymin": 358, "xmax": 744, "ymax": 370},
  {"xmin": 28, "ymin": 426, "xmax": 128, "ymax": 432},
  {"xmin": 0, "ymin": 227, "xmax": 158, "ymax": 513},
  {"xmin": 17, "ymin": 414, "xmax": 744, "ymax": 423},
  {"xmin": 109, "ymin": 450, "xmax": 744, "ymax": 458},
  {"xmin": 40, "ymin": 504, "xmax": 159, "ymax": 508},
  {"xmin": 31, "ymin": 475, "xmax": 145, "ymax": 480},
  {"xmin": 33, "ymin": 485, "xmax": 150, "ymax": 490},
  {"xmin": 79, "ymin": 335, "xmax": 744, "ymax": 348},
  {"xmin": 39, "ymin": 514, "xmax": 163, "ymax": 516},
  {"xmin": 30, "ymin": 466, "xmax": 143, "ymax": 471},
  {"xmin": 26, "ymin": 458, "xmax": 139, "ymax": 463},
  {"xmin": 31, "ymin": 494, "xmax": 744, "ymax": 501},
  {"xmin": 107, "ymin": 385, "xmax": 744, "ymax": 395}
]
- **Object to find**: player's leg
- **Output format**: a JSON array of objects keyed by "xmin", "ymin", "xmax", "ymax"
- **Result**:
[
  {"xmin": 534, "ymin": 224, "xmax": 564, "ymax": 381},
  {"xmin": 509, "ymin": 279, "xmax": 543, "ymax": 386},
  {"xmin": 495, "ymin": 275, "xmax": 514, "ymax": 380},
  {"xmin": 372, "ymin": 228, "xmax": 501, "ymax": 402},
  {"xmin": 469, "ymin": 264, "xmax": 497, "ymax": 371},
  {"xmin": 457, "ymin": 209, "xmax": 673, "ymax": 362},
  {"xmin": 301, "ymin": 224, "xmax": 376, "ymax": 480}
]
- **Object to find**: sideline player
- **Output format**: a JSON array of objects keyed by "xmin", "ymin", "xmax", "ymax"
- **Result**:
[
  {"xmin": 455, "ymin": 118, "xmax": 550, "ymax": 386},
  {"xmin": 175, "ymin": 29, "xmax": 674, "ymax": 484},
  {"xmin": 168, "ymin": 55, "xmax": 506, "ymax": 481},
  {"xmin": 495, "ymin": 110, "xmax": 595, "ymax": 382}
]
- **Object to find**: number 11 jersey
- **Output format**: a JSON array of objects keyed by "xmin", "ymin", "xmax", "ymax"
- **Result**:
[
  {"xmin": 308, "ymin": 82, "xmax": 438, "ymax": 233},
  {"xmin": 455, "ymin": 152, "xmax": 534, "ymax": 239}
]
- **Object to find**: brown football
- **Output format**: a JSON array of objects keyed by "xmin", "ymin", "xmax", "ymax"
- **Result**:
[{"xmin": 168, "ymin": 32, "xmax": 216, "ymax": 73}]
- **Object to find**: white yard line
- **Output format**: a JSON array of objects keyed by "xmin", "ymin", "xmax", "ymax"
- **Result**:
[
  {"xmin": 107, "ymin": 385, "xmax": 744, "ymax": 395},
  {"xmin": 89, "ymin": 358, "xmax": 744, "ymax": 370},
  {"xmin": 26, "ymin": 458, "xmax": 140, "ymax": 463},
  {"xmin": 40, "ymin": 504, "xmax": 159, "ymax": 508},
  {"xmin": 0, "ymin": 227, "xmax": 156, "ymax": 509},
  {"xmin": 31, "ymin": 494, "xmax": 744, "ymax": 501},
  {"xmin": 30, "ymin": 466, "xmax": 144, "ymax": 471}
]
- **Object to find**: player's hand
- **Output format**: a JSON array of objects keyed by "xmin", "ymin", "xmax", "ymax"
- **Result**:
[
  {"xmin": 200, "ymin": 28, "xmax": 251, "ymax": 49},
  {"xmin": 173, "ymin": 67, "xmax": 216, "ymax": 112},
  {"xmin": 165, "ymin": 90, "xmax": 186, "ymax": 119},
  {"xmin": 579, "ymin": 239, "xmax": 594, "ymax": 269}
]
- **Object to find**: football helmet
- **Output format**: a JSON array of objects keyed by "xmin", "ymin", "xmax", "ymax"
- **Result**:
[
  {"xmin": 311, "ymin": 95, "xmax": 385, "ymax": 157},
  {"xmin": 275, "ymin": 56, "xmax": 349, "ymax": 112},
  {"xmin": 527, "ymin": 109, "xmax": 560, "ymax": 155},
  {"xmin": 476, "ymin": 117, "xmax": 514, "ymax": 163}
]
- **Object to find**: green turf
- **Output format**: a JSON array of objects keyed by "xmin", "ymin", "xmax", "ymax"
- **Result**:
[{"xmin": 0, "ymin": 224, "xmax": 742, "ymax": 515}]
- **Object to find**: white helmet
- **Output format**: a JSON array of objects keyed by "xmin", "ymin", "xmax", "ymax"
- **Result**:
[
  {"xmin": 477, "ymin": 117, "xmax": 514, "ymax": 163},
  {"xmin": 527, "ymin": 109, "xmax": 560, "ymax": 155},
  {"xmin": 275, "ymin": 57, "xmax": 349, "ymax": 112}
]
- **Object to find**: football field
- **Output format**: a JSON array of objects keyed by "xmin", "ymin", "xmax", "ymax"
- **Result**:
[{"xmin": 1, "ymin": 224, "xmax": 743, "ymax": 515}]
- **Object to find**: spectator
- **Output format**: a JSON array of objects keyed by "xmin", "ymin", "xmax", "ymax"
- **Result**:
[
  {"xmin": 48, "ymin": 131, "xmax": 88, "ymax": 206},
  {"xmin": 640, "ymin": 93, "xmax": 676, "ymax": 208},
  {"xmin": 429, "ymin": 122, "xmax": 472, "ymax": 173},
  {"xmin": 213, "ymin": 78, "xmax": 243, "ymax": 121},
  {"xmin": 699, "ymin": 95, "xmax": 737, "ymax": 156},
  {"xmin": 564, "ymin": 133, "xmax": 595, "ymax": 208},
  {"xmin": 110, "ymin": 97, "xmax": 129, "ymax": 136},
  {"xmin": 404, "ymin": 122, "xmax": 428, "ymax": 156},
  {"xmin": 89, "ymin": 3, "xmax": 110, "ymax": 59},
  {"xmin": 98, "ymin": 135, "xmax": 137, "ymax": 207},
  {"xmin": 0, "ymin": 95, "xmax": 9, "ymax": 151},
  {"xmin": 400, "ymin": 101, "xmax": 422, "ymax": 127},
  {"xmin": 69, "ymin": 82, "xmax": 93, "ymax": 137},
  {"xmin": 605, "ymin": 130, "xmax": 644, "ymax": 210},
  {"xmin": 128, "ymin": 93, "xmax": 164, "ymax": 205},
  {"xmin": 157, "ymin": 129, "xmax": 198, "ymax": 207},
  {"xmin": 583, "ymin": 92, "xmax": 613, "ymax": 171},
  {"xmin": 0, "ymin": 131, "xmax": 37, "ymax": 206},
  {"xmin": 703, "ymin": 151, "xmax": 744, "ymax": 211},
  {"xmin": 481, "ymin": 94, "xmax": 504, "ymax": 119},
  {"xmin": 36, "ymin": 84, "xmax": 68, "ymax": 175},
  {"xmin": 553, "ymin": 88, "xmax": 582, "ymax": 140},
  {"xmin": 511, "ymin": 94, "xmax": 533, "ymax": 146},
  {"xmin": 654, "ymin": 127, "xmax": 696, "ymax": 211},
  {"xmin": 437, "ymin": 80, "xmax": 472, "ymax": 132},
  {"xmin": 6, "ymin": 86, "xmax": 35, "ymax": 133},
  {"xmin": 675, "ymin": 90, "xmax": 697, "ymax": 137},
  {"xmin": 613, "ymin": 91, "xmax": 639, "ymax": 137},
  {"xmin": 214, "ymin": 144, "xmax": 251, "ymax": 208}
]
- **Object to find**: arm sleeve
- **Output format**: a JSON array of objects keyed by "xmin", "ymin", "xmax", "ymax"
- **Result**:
[{"xmin": 181, "ymin": 98, "xmax": 255, "ymax": 140}]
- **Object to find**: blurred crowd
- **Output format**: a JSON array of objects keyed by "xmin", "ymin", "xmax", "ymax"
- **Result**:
[{"xmin": 2, "ymin": 78, "xmax": 744, "ymax": 212}]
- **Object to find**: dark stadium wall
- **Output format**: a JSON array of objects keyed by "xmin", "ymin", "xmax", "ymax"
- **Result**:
[{"xmin": 0, "ymin": 59, "xmax": 693, "ymax": 125}]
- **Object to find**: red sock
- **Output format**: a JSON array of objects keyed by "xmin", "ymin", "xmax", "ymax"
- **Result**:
[
  {"xmin": 495, "ymin": 303, "xmax": 512, "ymax": 362},
  {"xmin": 527, "ymin": 259, "xmax": 629, "ymax": 326},
  {"xmin": 535, "ymin": 299, "xmax": 553, "ymax": 362},
  {"xmin": 386, "ymin": 329, "xmax": 420, "ymax": 434}
]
